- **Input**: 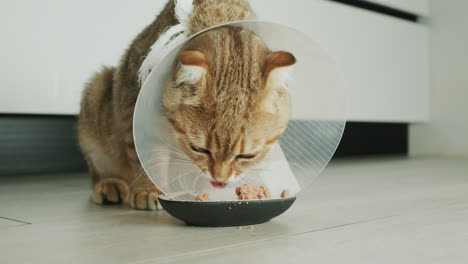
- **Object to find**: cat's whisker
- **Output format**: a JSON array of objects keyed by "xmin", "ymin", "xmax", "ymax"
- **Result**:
[
  {"xmin": 166, "ymin": 169, "xmax": 200, "ymax": 187},
  {"xmin": 148, "ymin": 153, "xmax": 190, "ymax": 161},
  {"xmin": 148, "ymin": 153, "xmax": 192, "ymax": 162},
  {"xmin": 150, "ymin": 145, "xmax": 188, "ymax": 153},
  {"xmin": 249, "ymin": 167, "xmax": 268, "ymax": 170},
  {"xmin": 149, "ymin": 160, "xmax": 193, "ymax": 165},
  {"xmin": 248, "ymin": 168, "xmax": 269, "ymax": 173},
  {"xmin": 190, "ymin": 171, "xmax": 204, "ymax": 191},
  {"xmin": 165, "ymin": 157, "xmax": 193, "ymax": 162},
  {"xmin": 149, "ymin": 161, "xmax": 194, "ymax": 166},
  {"xmin": 155, "ymin": 137, "xmax": 187, "ymax": 154},
  {"xmin": 129, "ymin": 167, "xmax": 149, "ymax": 188},
  {"xmin": 144, "ymin": 153, "xmax": 192, "ymax": 163},
  {"xmin": 237, "ymin": 177, "xmax": 250, "ymax": 186},
  {"xmin": 150, "ymin": 149, "xmax": 188, "ymax": 156},
  {"xmin": 129, "ymin": 160, "xmax": 197, "ymax": 188},
  {"xmin": 146, "ymin": 159, "xmax": 193, "ymax": 165}
]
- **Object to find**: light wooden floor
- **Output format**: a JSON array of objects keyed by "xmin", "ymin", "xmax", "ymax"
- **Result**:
[{"xmin": 1, "ymin": 156, "xmax": 467, "ymax": 264}]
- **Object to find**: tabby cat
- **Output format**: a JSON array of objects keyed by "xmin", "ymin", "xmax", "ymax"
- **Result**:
[{"xmin": 78, "ymin": 0, "xmax": 295, "ymax": 210}]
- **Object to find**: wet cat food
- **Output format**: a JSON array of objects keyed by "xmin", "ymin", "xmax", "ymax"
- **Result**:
[
  {"xmin": 280, "ymin": 189, "xmax": 290, "ymax": 198},
  {"xmin": 194, "ymin": 193, "xmax": 210, "ymax": 201},
  {"xmin": 236, "ymin": 183, "xmax": 271, "ymax": 200}
]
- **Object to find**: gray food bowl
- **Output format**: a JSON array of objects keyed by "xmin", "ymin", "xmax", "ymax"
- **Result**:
[{"xmin": 158, "ymin": 195, "xmax": 296, "ymax": 227}]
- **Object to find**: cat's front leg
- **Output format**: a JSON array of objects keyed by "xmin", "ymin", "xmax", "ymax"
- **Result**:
[
  {"xmin": 126, "ymin": 139, "xmax": 164, "ymax": 210},
  {"xmin": 93, "ymin": 178, "xmax": 130, "ymax": 205},
  {"xmin": 130, "ymin": 184, "xmax": 162, "ymax": 210},
  {"xmin": 128, "ymin": 162, "xmax": 162, "ymax": 210}
]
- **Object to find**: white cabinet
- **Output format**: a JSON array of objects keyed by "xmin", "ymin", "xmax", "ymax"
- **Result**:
[
  {"xmin": 250, "ymin": 0, "xmax": 429, "ymax": 122},
  {"xmin": 0, "ymin": 0, "xmax": 429, "ymax": 122},
  {"xmin": 366, "ymin": 0, "xmax": 429, "ymax": 16},
  {"xmin": 0, "ymin": 0, "xmax": 166, "ymax": 115}
]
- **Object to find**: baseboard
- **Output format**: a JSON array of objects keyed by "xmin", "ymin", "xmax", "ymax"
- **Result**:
[
  {"xmin": 0, "ymin": 114, "xmax": 86, "ymax": 176},
  {"xmin": 327, "ymin": 0, "xmax": 419, "ymax": 22},
  {"xmin": 334, "ymin": 122, "xmax": 408, "ymax": 157},
  {"xmin": 0, "ymin": 115, "xmax": 407, "ymax": 176}
]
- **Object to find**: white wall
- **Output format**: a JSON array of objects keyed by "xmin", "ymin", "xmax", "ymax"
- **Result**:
[
  {"xmin": 0, "ymin": 0, "xmax": 166, "ymax": 115},
  {"xmin": 410, "ymin": 0, "xmax": 468, "ymax": 157}
]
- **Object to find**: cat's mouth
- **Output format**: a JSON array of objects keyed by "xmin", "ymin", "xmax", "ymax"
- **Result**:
[{"xmin": 210, "ymin": 181, "xmax": 227, "ymax": 189}]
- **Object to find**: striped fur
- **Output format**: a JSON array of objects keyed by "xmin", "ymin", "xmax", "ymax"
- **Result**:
[
  {"xmin": 162, "ymin": 2, "xmax": 295, "ymax": 183},
  {"xmin": 78, "ymin": 0, "xmax": 295, "ymax": 210}
]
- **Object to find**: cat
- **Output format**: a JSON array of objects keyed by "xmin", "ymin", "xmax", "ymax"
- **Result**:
[{"xmin": 78, "ymin": 0, "xmax": 295, "ymax": 210}]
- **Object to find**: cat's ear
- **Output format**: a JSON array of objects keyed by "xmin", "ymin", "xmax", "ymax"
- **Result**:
[
  {"xmin": 176, "ymin": 50, "xmax": 208, "ymax": 105},
  {"xmin": 261, "ymin": 51, "xmax": 296, "ymax": 113},
  {"xmin": 176, "ymin": 50, "xmax": 208, "ymax": 86},
  {"xmin": 264, "ymin": 51, "xmax": 296, "ymax": 88}
]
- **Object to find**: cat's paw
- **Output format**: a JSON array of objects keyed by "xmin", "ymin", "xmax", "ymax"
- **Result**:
[
  {"xmin": 130, "ymin": 186, "xmax": 162, "ymax": 210},
  {"xmin": 92, "ymin": 178, "xmax": 130, "ymax": 205}
]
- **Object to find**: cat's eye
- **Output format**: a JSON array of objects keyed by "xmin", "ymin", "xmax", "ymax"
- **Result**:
[
  {"xmin": 190, "ymin": 145, "xmax": 211, "ymax": 155},
  {"xmin": 235, "ymin": 154, "xmax": 256, "ymax": 160}
]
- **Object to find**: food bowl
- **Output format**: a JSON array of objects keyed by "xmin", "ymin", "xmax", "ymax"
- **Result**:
[{"xmin": 159, "ymin": 195, "xmax": 296, "ymax": 227}]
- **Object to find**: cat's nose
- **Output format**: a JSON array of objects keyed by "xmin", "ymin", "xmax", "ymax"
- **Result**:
[{"xmin": 210, "ymin": 161, "xmax": 232, "ymax": 183}]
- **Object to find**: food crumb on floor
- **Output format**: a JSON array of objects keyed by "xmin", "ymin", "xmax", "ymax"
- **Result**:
[
  {"xmin": 247, "ymin": 225, "xmax": 254, "ymax": 230},
  {"xmin": 236, "ymin": 226, "xmax": 242, "ymax": 230}
]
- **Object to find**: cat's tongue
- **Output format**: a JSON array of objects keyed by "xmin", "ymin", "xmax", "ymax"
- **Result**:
[{"xmin": 210, "ymin": 181, "xmax": 227, "ymax": 189}]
